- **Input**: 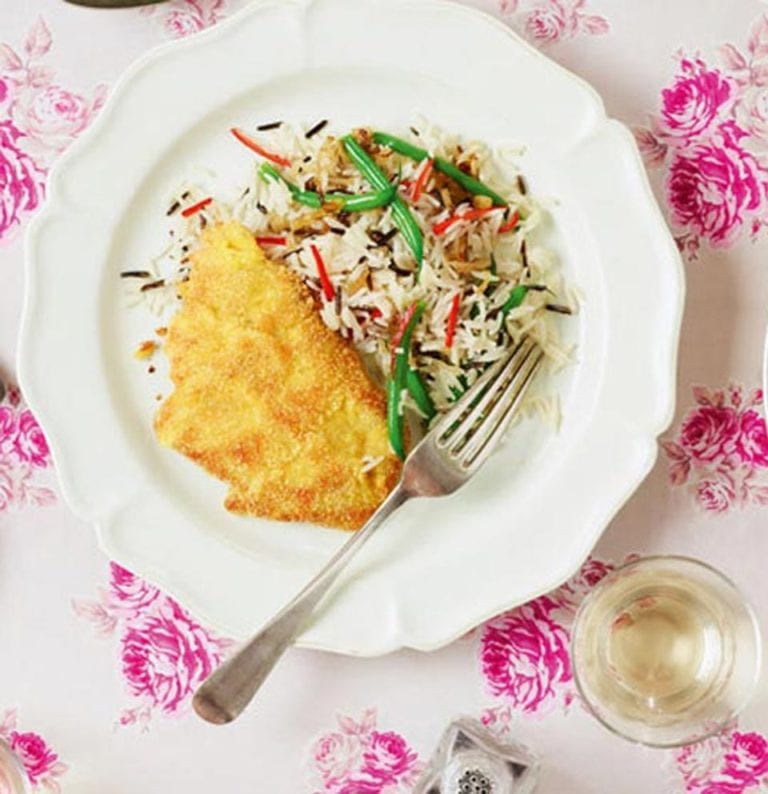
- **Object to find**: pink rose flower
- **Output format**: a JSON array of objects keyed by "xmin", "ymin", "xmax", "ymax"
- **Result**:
[
  {"xmin": 568, "ymin": 558, "xmax": 613, "ymax": 594},
  {"xmin": 13, "ymin": 409, "xmax": 49, "ymax": 468},
  {"xmin": 679, "ymin": 405, "xmax": 739, "ymax": 462},
  {"xmin": 5, "ymin": 385, "xmax": 21, "ymax": 408},
  {"xmin": 696, "ymin": 471, "xmax": 736, "ymax": 513},
  {"xmin": 660, "ymin": 58, "xmax": 734, "ymax": 142},
  {"xmin": 525, "ymin": 5, "xmax": 568, "ymax": 43},
  {"xmin": 555, "ymin": 557, "xmax": 614, "ymax": 608},
  {"xmin": 109, "ymin": 562, "xmax": 161, "ymax": 616},
  {"xmin": 335, "ymin": 779, "xmax": 384, "ymax": 794},
  {"xmin": 695, "ymin": 778, "xmax": 746, "ymax": 793},
  {"xmin": 676, "ymin": 733, "xmax": 731, "ymax": 791},
  {"xmin": 163, "ymin": 9, "xmax": 206, "ymax": 38},
  {"xmin": 0, "ymin": 406, "xmax": 18, "ymax": 456},
  {"xmin": 0, "ymin": 120, "xmax": 43, "ymax": 241},
  {"xmin": 480, "ymin": 597, "xmax": 571, "ymax": 713},
  {"xmin": 576, "ymin": 558, "xmax": 612, "ymax": 588},
  {"xmin": 0, "ymin": 78, "xmax": 11, "ymax": 113},
  {"xmin": 361, "ymin": 731, "xmax": 418, "ymax": 784},
  {"xmin": 734, "ymin": 84, "xmax": 768, "ymax": 151},
  {"xmin": 8, "ymin": 731, "xmax": 59, "ymax": 786},
  {"xmin": 312, "ymin": 731, "xmax": 363, "ymax": 787},
  {"xmin": 666, "ymin": 124, "xmax": 766, "ymax": 247},
  {"xmin": 722, "ymin": 732, "xmax": 768, "ymax": 785},
  {"xmin": 735, "ymin": 410, "xmax": 768, "ymax": 467},
  {"xmin": 120, "ymin": 600, "xmax": 223, "ymax": 714},
  {"xmin": 11, "ymin": 83, "xmax": 105, "ymax": 163}
]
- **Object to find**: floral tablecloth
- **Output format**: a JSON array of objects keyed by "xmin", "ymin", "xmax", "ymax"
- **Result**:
[{"xmin": 4, "ymin": 1, "xmax": 768, "ymax": 792}]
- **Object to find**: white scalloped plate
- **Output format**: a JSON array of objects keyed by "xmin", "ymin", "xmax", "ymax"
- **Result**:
[{"xmin": 19, "ymin": 0, "xmax": 683, "ymax": 655}]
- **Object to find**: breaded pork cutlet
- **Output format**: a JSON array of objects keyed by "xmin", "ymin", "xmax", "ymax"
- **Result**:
[{"xmin": 154, "ymin": 221, "xmax": 401, "ymax": 530}]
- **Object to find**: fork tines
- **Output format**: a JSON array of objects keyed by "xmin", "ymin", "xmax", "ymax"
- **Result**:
[{"xmin": 436, "ymin": 338, "xmax": 543, "ymax": 470}]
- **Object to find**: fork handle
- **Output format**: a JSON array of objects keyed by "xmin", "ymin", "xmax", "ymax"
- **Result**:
[{"xmin": 192, "ymin": 484, "xmax": 410, "ymax": 724}]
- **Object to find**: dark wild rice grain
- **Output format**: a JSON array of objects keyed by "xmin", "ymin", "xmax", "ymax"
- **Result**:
[
  {"xmin": 305, "ymin": 119, "xmax": 328, "ymax": 139},
  {"xmin": 140, "ymin": 279, "xmax": 166, "ymax": 292},
  {"xmin": 546, "ymin": 303, "xmax": 573, "ymax": 315},
  {"xmin": 521, "ymin": 239, "xmax": 529, "ymax": 277},
  {"xmin": 257, "ymin": 121, "xmax": 282, "ymax": 131}
]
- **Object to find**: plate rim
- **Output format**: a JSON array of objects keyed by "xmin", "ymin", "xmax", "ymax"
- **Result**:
[{"xmin": 18, "ymin": 0, "xmax": 685, "ymax": 655}]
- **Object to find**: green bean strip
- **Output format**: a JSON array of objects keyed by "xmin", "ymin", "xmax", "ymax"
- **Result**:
[
  {"xmin": 386, "ymin": 301, "xmax": 426, "ymax": 458},
  {"xmin": 393, "ymin": 302, "xmax": 426, "ymax": 390},
  {"xmin": 373, "ymin": 134, "xmax": 425, "ymax": 160},
  {"xmin": 449, "ymin": 374, "xmax": 470, "ymax": 403},
  {"xmin": 372, "ymin": 131, "xmax": 508, "ymax": 207},
  {"xmin": 341, "ymin": 135, "xmax": 424, "ymax": 268},
  {"xmin": 386, "ymin": 378, "xmax": 405, "ymax": 461},
  {"xmin": 258, "ymin": 163, "xmax": 323, "ymax": 209},
  {"xmin": 500, "ymin": 285, "xmax": 530, "ymax": 318},
  {"xmin": 406, "ymin": 368, "xmax": 437, "ymax": 420},
  {"xmin": 325, "ymin": 184, "xmax": 395, "ymax": 211}
]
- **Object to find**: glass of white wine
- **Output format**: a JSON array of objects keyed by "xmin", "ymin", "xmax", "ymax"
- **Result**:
[{"xmin": 570, "ymin": 556, "xmax": 762, "ymax": 747}]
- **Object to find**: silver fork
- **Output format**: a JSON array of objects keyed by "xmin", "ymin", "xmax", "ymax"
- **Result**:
[{"xmin": 193, "ymin": 337, "xmax": 544, "ymax": 724}]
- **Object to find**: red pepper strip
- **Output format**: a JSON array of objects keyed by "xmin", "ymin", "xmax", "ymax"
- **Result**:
[
  {"xmin": 445, "ymin": 292, "xmax": 461, "ymax": 349},
  {"xmin": 432, "ymin": 214, "xmax": 461, "ymax": 236},
  {"xmin": 370, "ymin": 307, "xmax": 383, "ymax": 320},
  {"xmin": 180, "ymin": 197, "xmax": 213, "ymax": 218},
  {"xmin": 255, "ymin": 235, "xmax": 287, "ymax": 246},
  {"xmin": 498, "ymin": 210, "xmax": 521, "ymax": 235},
  {"xmin": 411, "ymin": 158, "xmax": 433, "ymax": 202},
  {"xmin": 230, "ymin": 127, "xmax": 291, "ymax": 167},
  {"xmin": 310, "ymin": 244, "xmax": 335, "ymax": 302},
  {"xmin": 390, "ymin": 303, "xmax": 419, "ymax": 367},
  {"xmin": 432, "ymin": 206, "xmax": 501, "ymax": 236}
]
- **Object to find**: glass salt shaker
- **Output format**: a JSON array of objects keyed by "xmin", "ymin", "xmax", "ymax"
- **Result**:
[{"xmin": 413, "ymin": 717, "xmax": 539, "ymax": 794}]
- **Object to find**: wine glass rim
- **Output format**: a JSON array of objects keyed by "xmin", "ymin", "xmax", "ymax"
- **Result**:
[{"xmin": 569, "ymin": 554, "xmax": 763, "ymax": 748}]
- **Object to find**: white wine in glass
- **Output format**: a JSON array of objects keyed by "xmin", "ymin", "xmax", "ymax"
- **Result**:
[{"xmin": 571, "ymin": 556, "xmax": 762, "ymax": 747}]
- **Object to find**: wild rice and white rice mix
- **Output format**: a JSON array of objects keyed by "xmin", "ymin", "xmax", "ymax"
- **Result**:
[{"xmin": 123, "ymin": 119, "xmax": 574, "ymax": 454}]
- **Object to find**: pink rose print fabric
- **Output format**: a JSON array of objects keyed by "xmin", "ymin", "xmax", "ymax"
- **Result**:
[
  {"xmin": 141, "ymin": 0, "xmax": 229, "ymax": 39},
  {"xmin": 498, "ymin": 0, "xmax": 609, "ymax": 46},
  {"xmin": 0, "ymin": 709, "xmax": 67, "ymax": 791},
  {"xmin": 662, "ymin": 384, "xmax": 768, "ymax": 513},
  {"xmin": 478, "ymin": 555, "xmax": 618, "ymax": 726},
  {"xmin": 307, "ymin": 709, "xmax": 422, "ymax": 794},
  {"xmin": 635, "ymin": 14, "xmax": 768, "ymax": 259},
  {"xmin": 0, "ymin": 381, "xmax": 55, "ymax": 512},
  {"xmin": 73, "ymin": 562, "xmax": 232, "ymax": 728},
  {"xmin": 0, "ymin": 17, "xmax": 106, "ymax": 242},
  {"xmin": 0, "ymin": 119, "xmax": 42, "ymax": 243},
  {"xmin": 673, "ymin": 729, "xmax": 768, "ymax": 793},
  {"xmin": 480, "ymin": 595, "xmax": 572, "ymax": 715}
]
